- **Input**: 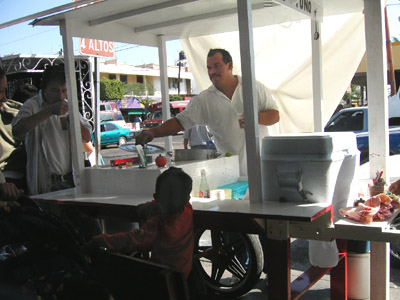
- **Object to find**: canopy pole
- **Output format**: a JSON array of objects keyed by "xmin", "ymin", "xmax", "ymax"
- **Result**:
[
  {"xmin": 237, "ymin": 0, "xmax": 262, "ymax": 203},
  {"xmin": 94, "ymin": 57, "xmax": 101, "ymax": 166},
  {"xmin": 157, "ymin": 35, "xmax": 173, "ymax": 154},
  {"xmin": 365, "ymin": 1, "xmax": 390, "ymax": 299},
  {"xmin": 311, "ymin": 11, "xmax": 324, "ymax": 132},
  {"xmin": 60, "ymin": 19, "xmax": 86, "ymax": 192}
]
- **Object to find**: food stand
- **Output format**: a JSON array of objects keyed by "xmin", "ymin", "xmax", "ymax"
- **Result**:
[{"xmin": 20, "ymin": 0, "xmax": 399, "ymax": 299}]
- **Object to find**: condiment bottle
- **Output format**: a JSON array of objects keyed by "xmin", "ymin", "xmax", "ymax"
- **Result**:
[{"xmin": 199, "ymin": 169, "xmax": 210, "ymax": 198}]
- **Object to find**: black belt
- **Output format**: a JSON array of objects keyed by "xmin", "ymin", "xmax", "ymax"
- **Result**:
[{"xmin": 51, "ymin": 173, "xmax": 73, "ymax": 182}]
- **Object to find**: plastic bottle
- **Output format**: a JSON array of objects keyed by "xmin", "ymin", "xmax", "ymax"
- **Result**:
[{"xmin": 199, "ymin": 169, "xmax": 210, "ymax": 198}]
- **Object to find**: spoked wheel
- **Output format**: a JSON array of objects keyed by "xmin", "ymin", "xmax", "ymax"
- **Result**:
[
  {"xmin": 193, "ymin": 229, "xmax": 264, "ymax": 299},
  {"xmin": 390, "ymin": 215, "xmax": 400, "ymax": 267}
]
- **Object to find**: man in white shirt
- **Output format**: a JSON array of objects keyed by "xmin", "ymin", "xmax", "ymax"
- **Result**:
[
  {"xmin": 183, "ymin": 125, "xmax": 216, "ymax": 150},
  {"xmin": 12, "ymin": 65, "xmax": 92, "ymax": 195},
  {"xmin": 136, "ymin": 48, "xmax": 279, "ymax": 175}
]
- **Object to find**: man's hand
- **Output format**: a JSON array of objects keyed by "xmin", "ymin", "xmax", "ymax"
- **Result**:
[
  {"xmin": 389, "ymin": 179, "xmax": 400, "ymax": 195},
  {"xmin": 0, "ymin": 182, "xmax": 24, "ymax": 202},
  {"xmin": 50, "ymin": 99, "xmax": 68, "ymax": 116},
  {"xmin": 13, "ymin": 100, "xmax": 69, "ymax": 138},
  {"xmin": 135, "ymin": 130, "xmax": 155, "ymax": 145}
]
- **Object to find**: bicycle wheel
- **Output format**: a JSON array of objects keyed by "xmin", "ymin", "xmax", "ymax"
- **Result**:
[{"xmin": 193, "ymin": 229, "xmax": 264, "ymax": 299}]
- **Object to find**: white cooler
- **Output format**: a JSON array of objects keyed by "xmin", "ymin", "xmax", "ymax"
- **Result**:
[{"xmin": 261, "ymin": 132, "xmax": 360, "ymax": 220}]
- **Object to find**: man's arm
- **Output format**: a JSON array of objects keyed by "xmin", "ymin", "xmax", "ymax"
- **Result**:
[
  {"xmin": 183, "ymin": 139, "xmax": 189, "ymax": 149},
  {"xmin": 136, "ymin": 117, "xmax": 184, "ymax": 145},
  {"xmin": 13, "ymin": 101, "xmax": 68, "ymax": 138},
  {"xmin": 389, "ymin": 179, "xmax": 400, "ymax": 195},
  {"xmin": 80, "ymin": 124, "xmax": 92, "ymax": 143},
  {"xmin": 258, "ymin": 109, "xmax": 279, "ymax": 126}
]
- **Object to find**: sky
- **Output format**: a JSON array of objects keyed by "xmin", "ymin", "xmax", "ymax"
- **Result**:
[
  {"xmin": 0, "ymin": 0, "xmax": 184, "ymax": 66},
  {"xmin": 2, "ymin": 0, "xmax": 400, "ymax": 66}
]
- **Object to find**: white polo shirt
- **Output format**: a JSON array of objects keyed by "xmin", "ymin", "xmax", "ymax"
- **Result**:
[{"xmin": 176, "ymin": 76, "xmax": 278, "ymax": 176}]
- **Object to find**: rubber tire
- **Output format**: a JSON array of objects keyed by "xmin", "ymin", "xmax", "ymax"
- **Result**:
[
  {"xmin": 118, "ymin": 136, "xmax": 127, "ymax": 146},
  {"xmin": 390, "ymin": 215, "xmax": 400, "ymax": 267},
  {"xmin": 193, "ymin": 229, "xmax": 264, "ymax": 299}
]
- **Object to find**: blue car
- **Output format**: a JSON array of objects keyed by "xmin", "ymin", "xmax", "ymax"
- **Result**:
[{"xmin": 100, "ymin": 122, "xmax": 133, "ymax": 147}]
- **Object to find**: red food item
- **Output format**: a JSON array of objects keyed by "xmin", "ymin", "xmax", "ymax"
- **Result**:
[
  {"xmin": 340, "ymin": 193, "xmax": 396, "ymax": 224},
  {"xmin": 155, "ymin": 155, "xmax": 167, "ymax": 167},
  {"xmin": 339, "ymin": 203, "xmax": 380, "ymax": 224}
]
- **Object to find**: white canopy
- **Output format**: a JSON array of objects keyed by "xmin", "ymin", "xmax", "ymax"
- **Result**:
[
  {"xmin": 32, "ymin": 0, "xmax": 363, "ymax": 46},
  {"xmin": 181, "ymin": 12, "xmax": 365, "ymax": 134}
]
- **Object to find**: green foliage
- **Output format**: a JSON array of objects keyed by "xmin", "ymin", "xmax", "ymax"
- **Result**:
[
  {"xmin": 343, "ymin": 84, "xmax": 361, "ymax": 105},
  {"xmin": 100, "ymin": 78, "xmax": 125, "ymax": 100},
  {"xmin": 124, "ymin": 82, "xmax": 154, "ymax": 96},
  {"xmin": 169, "ymin": 94, "xmax": 184, "ymax": 101},
  {"xmin": 136, "ymin": 97, "xmax": 156, "ymax": 107}
]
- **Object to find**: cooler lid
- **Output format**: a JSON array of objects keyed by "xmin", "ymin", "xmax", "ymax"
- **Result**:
[{"xmin": 262, "ymin": 132, "xmax": 358, "ymax": 155}]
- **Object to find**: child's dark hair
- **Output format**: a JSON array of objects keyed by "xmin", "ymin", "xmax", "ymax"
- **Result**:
[
  {"xmin": 41, "ymin": 64, "xmax": 66, "ymax": 89},
  {"xmin": 154, "ymin": 167, "xmax": 192, "ymax": 214}
]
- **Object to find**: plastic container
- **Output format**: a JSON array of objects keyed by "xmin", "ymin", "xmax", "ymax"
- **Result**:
[
  {"xmin": 369, "ymin": 185, "xmax": 384, "ymax": 196},
  {"xmin": 308, "ymin": 240, "xmax": 339, "ymax": 268},
  {"xmin": 348, "ymin": 240, "xmax": 370, "ymax": 254},
  {"xmin": 218, "ymin": 181, "xmax": 249, "ymax": 199},
  {"xmin": 261, "ymin": 132, "xmax": 360, "ymax": 220},
  {"xmin": 348, "ymin": 252, "xmax": 370, "ymax": 299}
]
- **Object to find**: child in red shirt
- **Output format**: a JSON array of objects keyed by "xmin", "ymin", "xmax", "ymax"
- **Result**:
[{"xmin": 88, "ymin": 167, "xmax": 194, "ymax": 277}]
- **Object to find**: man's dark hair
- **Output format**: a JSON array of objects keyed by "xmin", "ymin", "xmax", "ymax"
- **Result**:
[
  {"xmin": 207, "ymin": 48, "xmax": 232, "ymax": 64},
  {"xmin": 41, "ymin": 64, "xmax": 66, "ymax": 89},
  {"xmin": 154, "ymin": 167, "xmax": 192, "ymax": 214},
  {"xmin": 12, "ymin": 83, "xmax": 39, "ymax": 103}
]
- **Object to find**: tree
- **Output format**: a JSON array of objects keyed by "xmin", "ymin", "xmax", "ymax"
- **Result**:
[
  {"xmin": 343, "ymin": 84, "xmax": 362, "ymax": 106},
  {"xmin": 100, "ymin": 78, "xmax": 124, "ymax": 100},
  {"xmin": 169, "ymin": 94, "xmax": 184, "ymax": 101},
  {"xmin": 124, "ymin": 82, "xmax": 154, "ymax": 97}
]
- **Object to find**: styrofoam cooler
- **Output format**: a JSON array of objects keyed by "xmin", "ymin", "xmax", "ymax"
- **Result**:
[{"xmin": 261, "ymin": 132, "xmax": 360, "ymax": 220}]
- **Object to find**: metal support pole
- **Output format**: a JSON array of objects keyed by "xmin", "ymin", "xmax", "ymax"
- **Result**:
[
  {"xmin": 311, "ymin": 11, "xmax": 324, "ymax": 132},
  {"xmin": 94, "ymin": 57, "xmax": 101, "ymax": 166},
  {"xmin": 237, "ymin": 0, "xmax": 262, "ymax": 203},
  {"xmin": 60, "ymin": 19, "xmax": 85, "ymax": 192},
  {"xmin": 157, "ymin": 35, "xmax": 173, "ymax": 153}
]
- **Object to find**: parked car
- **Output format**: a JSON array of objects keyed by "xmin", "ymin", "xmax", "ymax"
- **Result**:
[
  {"xmin": 324, "ymin": 106, "xmax": 400, "ymax": 164},
  {"xmin": 142, "ymin": 100, "xmax": 190, "ymax": 130},
  {"xmin": 100, "ymin": 122, "xmax": 133, "ymax": 147},
  {"xmin": 100, "ymin": 111, "xmax": 129, "ymax": 129},
  {"xmin": 100, "ymin": 101, "xmax": 118, "ymax": 112}
]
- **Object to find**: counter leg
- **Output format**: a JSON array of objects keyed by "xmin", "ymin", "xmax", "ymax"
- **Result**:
[
  {"xmin": 266, "ymin": 237, "xmax": 291, "ymax": 300},
  {"xmin": 331, "ymin": 239, "xmax": 347, "ymax": 300},
  {"xmin": 370, "ymin": 241, "xmax": 390, "ymax": 300}
]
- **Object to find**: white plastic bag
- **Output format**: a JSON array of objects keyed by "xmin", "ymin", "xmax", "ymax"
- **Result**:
[{"xmin": 308, "ymin": 240, "xmax": 339, "ymax": 268}]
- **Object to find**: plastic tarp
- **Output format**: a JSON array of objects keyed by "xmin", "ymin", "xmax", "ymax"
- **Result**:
[{"xmin": 181, "ymin": 13, "xmax": 365, "ymax": 134}]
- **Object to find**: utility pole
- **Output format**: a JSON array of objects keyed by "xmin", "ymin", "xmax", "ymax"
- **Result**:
[
  {"xmin": 177, "ymin": 51, "xmax": 186, "ymax": 95},
  {"xmin": 386, "ymin": 5, "xmax": 397, "ymax": 95}
]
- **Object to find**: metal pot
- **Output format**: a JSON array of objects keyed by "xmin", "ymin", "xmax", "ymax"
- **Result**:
[{"xmin": 173, "ymin": 149, "xmax": 220, "ymax": 161}]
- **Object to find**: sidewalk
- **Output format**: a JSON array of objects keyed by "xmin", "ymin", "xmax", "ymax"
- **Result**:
[{"xmin": 240, "ymin": 239, "xmax": 400, "ymax": 299}]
